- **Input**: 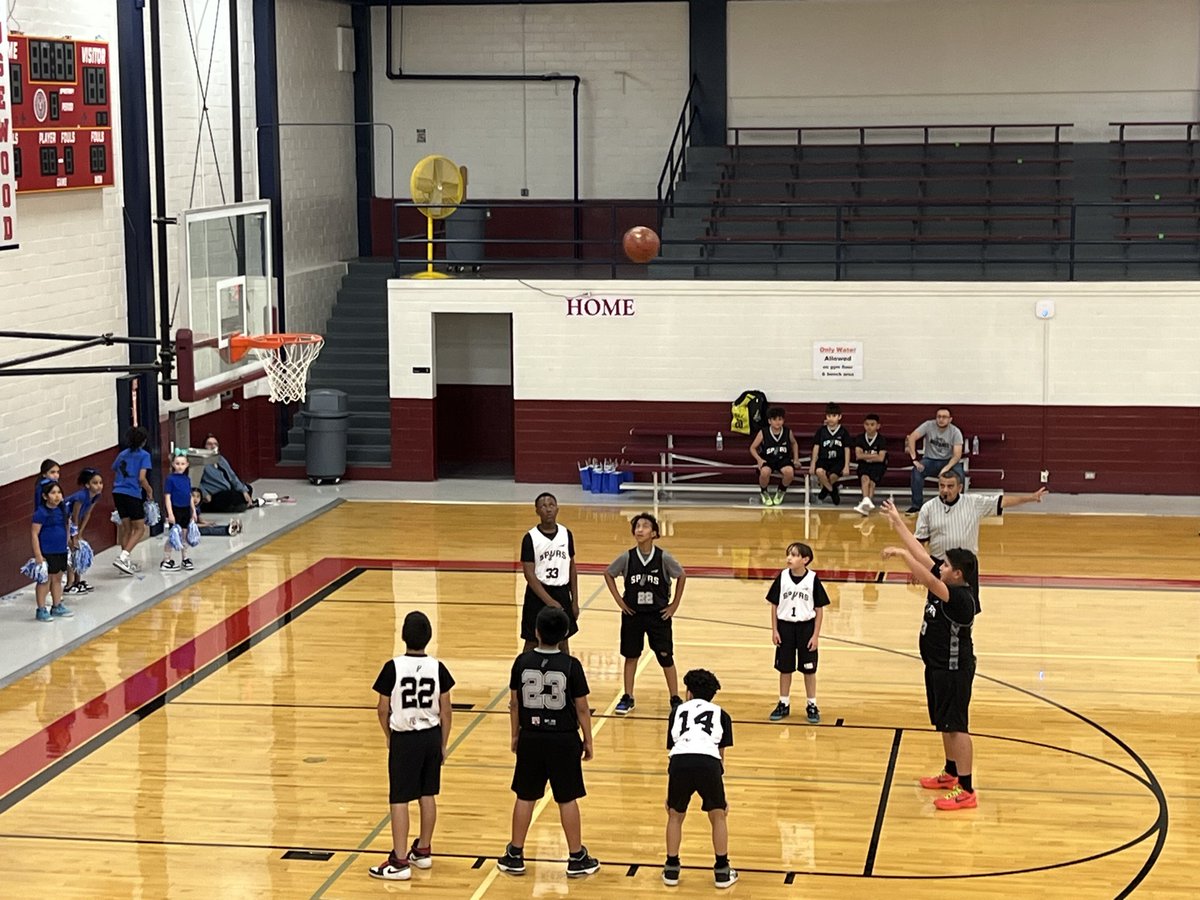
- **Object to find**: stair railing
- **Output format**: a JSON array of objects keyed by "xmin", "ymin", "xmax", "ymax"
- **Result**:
[{"xmin": 656, "ymin": 75, "xmax": 700, "ymax": 229}]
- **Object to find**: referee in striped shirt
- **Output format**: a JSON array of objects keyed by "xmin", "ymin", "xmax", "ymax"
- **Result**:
[{"xmin": 915, "ymin": 470, "xmax": 1048, "ymax": 566}]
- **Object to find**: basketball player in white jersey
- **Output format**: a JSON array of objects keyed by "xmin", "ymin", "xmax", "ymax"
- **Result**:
[
  {"xmin": 520, "ymin": 492, "xmax": 579, "ymax": 652},
  {"xmin": 368, "ymin": 611, "xmax": 455, "ymax": 880},
  {"xmin": 663, "ymin": 668, "xmax": 737, "ymax": 889},
  {"xmin": 765, "ymin": 542, "xmax": 831, "ymax": 724}
]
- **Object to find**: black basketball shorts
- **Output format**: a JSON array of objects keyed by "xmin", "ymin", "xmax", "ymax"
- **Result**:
[
  {"xmin": 815, "ymin": 461, "xmax": 846, "ymax": 478},
  {"xmin": 620, "ymin": 612, "xmax": 674, "ymax": 666},
  {"xmin": 666, "ymin": 754, "xmax": 727, "ymax": 813},
  {"xmin": 858, "ymin": 462, "xmax": 887, "ymax": 485},
  {"xmin": 511, "ymin": 730, "xmax": 586, "ymax": 803},
  {"xmin": 388, "ymin": 726, "xmax": 444, "ymax": 803},
  {"xmin": 774, "ymin": 619, "xmax": 818, "ymax": 674},
  {"xmin": 44, "ymin": 552, "xmax": 69, "ymax": 575},
  {"xmin": 172, "ymin": 505, "xmax": 193, "ymax": 529},
  {"xmin": 761, "ymin": 457, "xmax": 793, "ymax": 474},
  {"xmin": 925, "ymin": 666, "xmax": 975, "ymax": 733},
  {"xmin": 113, "ymin": 492, "xmax": 145, "ymax": 521},
  {"xmin": 521, "ymin": 584, "xmax": 578, "ymax": 641}
]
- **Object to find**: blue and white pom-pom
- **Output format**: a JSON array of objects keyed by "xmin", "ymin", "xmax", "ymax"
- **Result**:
[
  {"xmin": 166, "ymin": 524, "xmax": 183, "ymax": 551},
  {"xmin": 21, "ymin": 558, "xmax": 49, "ymax": 584},
  {"xmin": 144, "ymin": 501, "xmax": 161, "ymax": 527},
  {"xmin": 71, "ymin": 540, "xmax": 95, "ymax": 574},
  {"xmin": 186, "ymin": 521, "xmax": 201, "ymax": 547},
  {"xmin": 110, "ymin": 509, "xmax": 122, "ymax": 525}
]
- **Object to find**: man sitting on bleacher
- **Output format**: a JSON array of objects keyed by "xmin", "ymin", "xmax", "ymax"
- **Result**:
[{"xmin": 904, "ymin": 408, "xmax": 966, "ymax": 514}]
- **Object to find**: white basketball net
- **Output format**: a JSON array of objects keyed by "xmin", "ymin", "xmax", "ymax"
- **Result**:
[{"xmin": 250, "ymin": 337, "xmax": 324, "ymax": 403}]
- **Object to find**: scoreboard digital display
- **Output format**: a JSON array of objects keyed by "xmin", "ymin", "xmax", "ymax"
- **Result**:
[{"xmin": 6, "ymin": 35, "xmax": 114, "ymax": 193}]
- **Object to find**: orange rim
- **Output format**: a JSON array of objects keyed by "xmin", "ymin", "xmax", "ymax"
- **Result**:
[{"xmin": 227, "ymin": 332, "xmax": 323, "ymax": 362}]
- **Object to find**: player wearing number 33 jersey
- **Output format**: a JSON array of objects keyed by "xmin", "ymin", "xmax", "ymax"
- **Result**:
[{"xmin": 520, "ymin": 493, "xmax": 579, "ymax": 648}]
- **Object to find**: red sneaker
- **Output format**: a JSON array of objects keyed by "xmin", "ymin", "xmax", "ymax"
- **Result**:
[
  {"xmin": 934, "ymin": 786, "xmax": 977, "ymax": 810},
  {"xmin": 919, "ymin": 771, "xmax": 959, "ymax": 790}
]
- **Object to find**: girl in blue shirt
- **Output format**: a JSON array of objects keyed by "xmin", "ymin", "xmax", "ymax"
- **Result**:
[
  {"xmin": 112, "ymin": 426, "xmax": 154, "ymax": 576},
  {"xmin": 162, "ymin": 453, "xmax": 198, "ymax": 571},
  {"xmin": 32, "ymin": 458, "xmax": 60, "ymax": 510},
  {"xmin": 65, "ymin": 467, "xmax": 105, "ymax": 595},
  {"xmin": 31, "ymin": 481, "xmax": 74, "ymax": 622}
]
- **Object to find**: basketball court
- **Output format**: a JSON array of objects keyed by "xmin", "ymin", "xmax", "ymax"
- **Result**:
[{"xmin": 0, "ymin": 492, "xmax": 1196, "ymax": 898}]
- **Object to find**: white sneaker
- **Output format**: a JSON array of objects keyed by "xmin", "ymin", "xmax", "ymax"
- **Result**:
[
  {"xmin": 113, "ymin": 557, "xmax": 136, "ymax": 576},
  {"xmin": 854, "ymin": 499, "xmax": 873, "ymax": 516}
]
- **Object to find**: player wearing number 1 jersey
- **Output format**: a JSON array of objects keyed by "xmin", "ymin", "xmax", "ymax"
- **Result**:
[
  {"xmin": 766, "ymin": 542, "xmax": 830, "ymax": 724},
  {"xmin": 497, "ymin": 607, "xmax": 600, "ymax": 879},
  {"xmin": 662, "ymin": 669, "xmax": 737, "ymax": 889},
  {"xmin": 369, "ymin": 611, "xmax": 455, "ymax": 881},
  {"xmin": 520, "ymin": 492, "xmax": 579, "ymax": 652}
]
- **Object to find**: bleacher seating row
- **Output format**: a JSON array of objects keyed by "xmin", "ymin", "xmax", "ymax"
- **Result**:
[
  {"xmin": 617, "ymin": 428, "xmax": 1005, "ymax": 506},
  {"xmin": 663, "ymin": 120, "xmax": 1200, "ymax": 277}
]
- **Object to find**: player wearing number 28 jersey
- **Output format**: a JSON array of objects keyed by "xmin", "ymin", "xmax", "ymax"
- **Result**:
[{"xmin": 369, "ymin": 611, "xmax": 455, "ymax": 881}]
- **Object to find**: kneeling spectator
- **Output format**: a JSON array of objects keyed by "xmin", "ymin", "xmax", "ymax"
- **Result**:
[{"xmin": 199, "ymin": 433, "xmax": 256, "ymax": 513}]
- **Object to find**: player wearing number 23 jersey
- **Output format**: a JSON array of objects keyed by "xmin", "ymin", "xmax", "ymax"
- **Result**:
[{"xmin": 509, "ymin": 643, "xmax": 591, "ymax": 802}]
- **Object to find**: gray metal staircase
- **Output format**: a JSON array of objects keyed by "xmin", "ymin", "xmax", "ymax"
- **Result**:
[{"xmin": 279, "ymin": 259, "xmax": 394, "ymax": 468}]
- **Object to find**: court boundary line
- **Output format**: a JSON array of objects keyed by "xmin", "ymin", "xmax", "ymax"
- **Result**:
[{"xmin": 863, "ymin": 729, "xmax": 902, "ymax": 875}]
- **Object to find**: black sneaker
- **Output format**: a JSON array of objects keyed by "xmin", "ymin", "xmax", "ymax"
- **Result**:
[
  {"xmin": 662, "ymin": 859, "xmax": 681, "ymax": 886},
  {"xmin": 715, "ymin": 866, "xmax": 739, "ymax": 889},
  {"xmin": 181, "ymin": 558, "xmax": 195, "ymax": 571},
  {"xmin": 830, "ymin": 483, "xmax": 841, "ymax": 505},
  {"xmin": 817, "ymin": 487, "xmax": 829, "ymax": 501},
  {"xmin": 566, "ymin": 846, "xmax": 600, "ymax": 877},
  {"xmin": 806, "ymin": 702, "xmax": 821, "ymax": 724},
  {"xmin": 497, "ymin": 844, "xmax": 525, "ymax": 875},
  {"xmin": 905, "ymin": 506, "xmax": 921, "ymax": 514},
  {"xmin": 769, "ymin": 701, "xmax": 790, "ymax": 722},
  {"xmin": 615, "ymin": 694, "xmax": 635, "ymax": 715},
  {"xmin": 669, "ymin": 695, "xmax": 683, "ymax": 709}
]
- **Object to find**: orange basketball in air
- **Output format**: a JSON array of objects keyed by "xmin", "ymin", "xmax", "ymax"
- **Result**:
[{"xmin": 623, "ymin": 226, "xmax": 661, "ymax": 264}]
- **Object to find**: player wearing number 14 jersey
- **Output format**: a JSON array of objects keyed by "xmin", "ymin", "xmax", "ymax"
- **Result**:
[
  {"xmin": 663, "ymin": 669, "xmax": 737, "ymax": 889},
  {"xmin": 497, "ymin": 607, "xmax": 601, "ymax": 879},
  {"xmin": 368, "ymin": 611, "xmax": 455, "ymax": 881}
]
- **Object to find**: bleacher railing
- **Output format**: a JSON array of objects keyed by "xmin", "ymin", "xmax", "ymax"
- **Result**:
[
  {"xmin": 392, "ymin": 200, "xmax": 1200, "ymax": 281},
  {"xmin": 656, "ymin": 75, "xmax": 700, "ymax": 224}
]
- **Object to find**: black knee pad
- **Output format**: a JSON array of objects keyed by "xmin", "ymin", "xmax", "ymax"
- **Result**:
[{"xmin": 656, "ymin": 651, "xmax": 675, "ymax": 669}]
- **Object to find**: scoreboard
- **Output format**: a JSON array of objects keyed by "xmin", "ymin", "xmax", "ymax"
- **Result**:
[{"xmin": 6, "ymin": 35, "xmax": 114, "ymax": 193}]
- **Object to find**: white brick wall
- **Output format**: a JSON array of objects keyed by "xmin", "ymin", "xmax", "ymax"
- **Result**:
[
  {"xmin": 0, "ymin": 1, "xmax": 126, "ymax": 483},
  {"xmin": 370, "ymin": 3, "xmax": 689, "ymax": 198},
  {"xmin": 729, "ymin": 0, "xmax": 1200, "ymax": 142},
  {"xmin": 388, "ymin": 280, "xmax": 1200, "ymax": 407},
  {"xmin": 276, "ymin": 0, "xmax": 357, "ymax": 334}
]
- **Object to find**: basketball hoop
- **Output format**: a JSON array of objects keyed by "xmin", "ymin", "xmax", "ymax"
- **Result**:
[{"xmin": 227, "ymin": 333, "xmax": 324, "ymax": 403}]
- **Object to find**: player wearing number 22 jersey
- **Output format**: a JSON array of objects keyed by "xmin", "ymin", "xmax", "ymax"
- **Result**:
[{"xmin": 369, "ymin": 611, "xmax": 455, "ymax": 881}]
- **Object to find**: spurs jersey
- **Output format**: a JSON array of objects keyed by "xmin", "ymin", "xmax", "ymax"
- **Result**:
[
  {"xmin": 372, "ymin": 653, "xmax": 455, "ymax": 732},
  {"xmin": 920, "ymin": 579, "xmax": 976, "ymax": 672},
  {"xmin": 623, "ymin": 547, "xmax": 671, "ymax": 611},
  {"xmin": 522, "ymin": 524, "xmax": 573, "ymax": 586},
  {"xmin": 766, "ymin": 568, "xmax": 830, "ymax": 623},
  {"xmin": 510, "ymin": 648, "xmax": 589, "ymax": 732},
  {"xmin": 760, "ymin": 426, "xmax": 792, "ymax": 464},
  {"xmin": 667, "ymin": 698, "xmax": 733, "ymax": 760}
]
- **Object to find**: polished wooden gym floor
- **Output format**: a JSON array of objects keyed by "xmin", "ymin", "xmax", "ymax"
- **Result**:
[{"xmin": 0, "ymin": 501, "xmax": 1197, "ymax": 898}]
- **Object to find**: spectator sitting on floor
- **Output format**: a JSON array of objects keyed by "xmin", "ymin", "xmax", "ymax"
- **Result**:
[{"xmin": 199, "ymin": 434, "xmax": 258, "ymax": 513}]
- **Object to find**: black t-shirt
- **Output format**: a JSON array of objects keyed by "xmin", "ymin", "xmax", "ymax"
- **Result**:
[
  {"xmin": 759, "ymin": 426, "xmax": 792, "ymax": 463},
  {"xmin": 918, "ymin": 563, "xmax": 976, "ymax": 671},
  {"xmin": 509, "ymin": 649, "xmax": 589, "ymax": 732},
  {"xmin": 854, "ymin": 432, "xmax": 888, "ymax": 464},
  {"xmin": 813, "ymin": 425, "xmax": 852, "ymax": 468}
]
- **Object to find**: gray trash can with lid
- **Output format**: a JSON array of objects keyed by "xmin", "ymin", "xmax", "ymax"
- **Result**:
[
  {"xmin": 446, "ymin": 206, "xmax": 489, "ymax": 273},
  {"xmin": 302, "ymin": 389, "xmax": 350, "ymax": 484}
]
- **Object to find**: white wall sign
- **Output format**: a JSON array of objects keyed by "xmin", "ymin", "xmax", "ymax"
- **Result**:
[
  {"xmin": 0, "ymin": 18, "xmax": 18, "ymax": 252},
  {"xmin": 813, "ymin": 341, "xmax": 863, "ymax": 380}
]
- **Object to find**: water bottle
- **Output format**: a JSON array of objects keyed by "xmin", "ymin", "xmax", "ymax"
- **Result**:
[
  {"xmin": 972, "ymin": 435, "xmax": 980, "ymax": 455},
  {"xmin": 716, "ymin": 431, "xmax": 724, "ymax": 451}
]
